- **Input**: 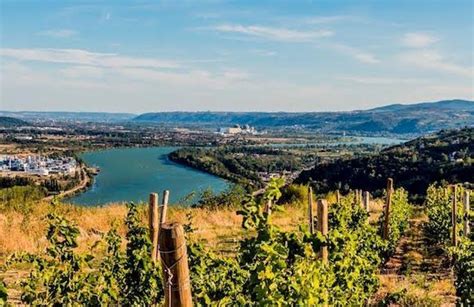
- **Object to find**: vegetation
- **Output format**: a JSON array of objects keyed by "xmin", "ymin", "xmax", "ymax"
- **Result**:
[
  {"xmin": 424, "ymin": 184, "xmax": 473, "ymax": 304},
  {"xmin": 298, "ymin": 127, "xmax": 473, "ymax": 202},
  {"xmin": 1, "ymin": 178, "xmax": 415, "ymax": 305}
]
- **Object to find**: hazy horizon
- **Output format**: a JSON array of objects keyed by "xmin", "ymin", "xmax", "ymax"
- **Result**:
[
  {"xmin": 1, "ymin": 98, "xmax": 473, "ymax": 115},
  {"xmin": 1, "ymin": 0, "xmax": 473, "ymax": 113}
]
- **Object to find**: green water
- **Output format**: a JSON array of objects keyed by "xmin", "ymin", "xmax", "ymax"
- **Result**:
[{"xmin": 68, "ymin": 147, "xmax": 228, "ymax": 206}]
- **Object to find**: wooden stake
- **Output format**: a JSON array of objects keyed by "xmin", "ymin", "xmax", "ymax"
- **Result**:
[
  {"xmin": 317, "ymin": 199, "xmax": 329, "ymax": 264},
  {"xmin": 363, "ymin": 191, "xmax": 370, "ymax": 212},
  {"xmin": 353, "ymin": 190, "xmax": 358, "ymax": 207},
  {"xmin": 336, "ymin": 190, "xmax": 341, "ymax": 205},
  {"xmin": 149, "ymin": 193, "xmax": 159, "ymax": 263},
  {"xmin": 264, "ymin": 199, "xmax": 272, "ymax": 215},
  {"xmin": 160, "ymin": 190, "xmax": 170, "ymax": 227},
  {"xmin": 383, "ymin": 178, "xmax": 393, "ymax": 240},
  {"xmin": 308, "ymin": 186, "xmax": 315, "ymax": 234},
  {"xmin": 452, "ymin": 185, "xmax": 458, "ymax": 246},
  {"xmin": 464, "ymin": 190, "xmax": 470, "ymax": 236},
  {"xmin": 159, "ymin": 223, "xmax": 192, "ymax": 307}
]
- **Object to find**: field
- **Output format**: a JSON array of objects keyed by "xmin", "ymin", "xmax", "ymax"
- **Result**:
[{"xmin": 1, "ymin": 181, "xmax": 469, "ymax": 305}]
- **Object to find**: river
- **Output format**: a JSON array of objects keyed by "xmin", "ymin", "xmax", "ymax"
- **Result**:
[{"xmin": 68, "ymin": 147, "xmax": 228, "ymax": 206}]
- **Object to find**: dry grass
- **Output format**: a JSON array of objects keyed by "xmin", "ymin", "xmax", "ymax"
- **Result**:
[{"xmin": 0, "ymin": 200, "xmax": 308, "ymax": 263}]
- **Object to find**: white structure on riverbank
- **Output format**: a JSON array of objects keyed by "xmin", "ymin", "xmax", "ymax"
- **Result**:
[{"xmin": 0, "ymin": 155, "xmax": 77, "ymax": 176}]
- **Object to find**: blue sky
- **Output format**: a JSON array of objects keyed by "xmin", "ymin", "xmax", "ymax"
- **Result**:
[{"xmin": 1, "ymin": 0, "xmax": 473, "ymax": 113}]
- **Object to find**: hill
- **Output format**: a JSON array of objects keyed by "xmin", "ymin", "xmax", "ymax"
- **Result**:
[
  {"xmin": 133, "ymin": 99, "xmax": 474, "ymax": 134},
  {"xmin": 0, "ymin": 116, "xmax": 30, "ymax": 127},
  {"xmin": 0, "ymin": 111, "xmax": 136, "ymax": 123},
  {"xmin": 295, "ymin": 127, "xmax": 473, "ymax": 201}
]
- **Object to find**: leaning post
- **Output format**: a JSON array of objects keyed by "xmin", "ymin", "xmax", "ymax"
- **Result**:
[
  {"xmin": 159, "ymin": 223, "xmax": 193, "ymax": 307},
  {"xmin": 363, "ymin": 191, "xmax": 370, "ymax": 212},
  {"xmin": 149, "ymin": 192, "xmax": 159, "ymax": 262},
  {"xmin": 464, "ymin": 190, "xmax": 470, "ymax": 236},
  {"xmin": 452, "ymin": 185, "xmax": 458, "ymax": 246},
  {"xmin": 308, "ymin": 186, "xmax": 315, "ymax": 234},
  {"xmin": 160, "ymin": 190, "xmax": 170, "ymax": 227},
  {"xmin": 383, "ymin": 178, "xmax": 393, "ymax": 240},
  {"xmin": 317, "ymin": 199, "xmax": 329, "ymax": 264}
]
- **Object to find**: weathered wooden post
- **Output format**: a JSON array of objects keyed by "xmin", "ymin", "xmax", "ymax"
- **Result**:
[
  {"xmin": 336, "ymin": 190, "xmax": 341, "ymax": 205},
  {"xmin": 452, "ymin": 185, "xmax": 458, "ymax": 246},
  {"xmin": 317, "ymin": 199, "xmax": 329, "ymax": 264},
  {"xmin": 359, "ymin": 190, "xmax": 364, "ymax": 208},
  {"xmin": 159, "ymin": 223, "xmax": 192, "ymax": 307},
  {"xmin": 160, "ymin": 190, "xmax": 170, "ymax": 227},
  {"xmin": 149, "ymin": 192, "xmax": 159, "ymax": 262},
  {"xmin": 353, "ymin": 190, "xmax": 358, "ymax": 207},
  {"xmin": 308, "ymin": 186, "xmax": 315, "ymax": 234},
  {"xmin": 264, "ymin": 199, "xmax": 273, "ymax": 215},
  {"xmin": 383, "ymin": 178, "xmax": 393, "ymax": 240},
  {"xmin": 464, "ymin": 190, "xmax": 470, "ymax": 236},
  {"xmin": 363, "ymin": 191, "xmax": 370, "ymax": 212}
]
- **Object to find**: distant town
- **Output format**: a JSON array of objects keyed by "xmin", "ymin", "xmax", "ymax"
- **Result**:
[{"xmin": 0, "ymin": 155, "xmax": 77, "ymax": 176}]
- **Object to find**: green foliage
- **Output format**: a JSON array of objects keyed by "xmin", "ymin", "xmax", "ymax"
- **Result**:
[
  {"xmin": 0, "ymin": 278, "xmax": 7, "ymax": 305},
  {"xmin": 0, "ymin": 185, "xmax": 46, "ymax": 214},
  {"xmin": 449, "ymin": 237, "xmax": 474, "ymax": 305},
  {"xmin": 123, "ymin": 202, "xmax": 162, "ymax": 305},
  {"xmin": 10, "ymin": 202, "xmax": 163, "ymax": 305},
  {"xmin": 425, "ymin": 184, "xmax": 467, "ymax": 244},
  {"xmin": 378, "ymin": 188, "xmax": 412, "ymax": 256},
  {"xmin": 425, "ymin": 184, "xmax": 453, "ymax": 243}
]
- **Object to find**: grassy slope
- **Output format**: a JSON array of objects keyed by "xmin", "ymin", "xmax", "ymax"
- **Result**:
[{"xmin": 1, "ymin": 196, "xmax": 457, "ymax": 305}]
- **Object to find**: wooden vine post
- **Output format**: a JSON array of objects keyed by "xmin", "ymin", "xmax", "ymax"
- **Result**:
[
  {"xmin": 317, "ymin": 199, "xmax": 329, "ymax": 264},
  {"xmin": 160, "ymin": 190, "xmax": 170, "ymax": 228},
  {"xmin": 452, "ymin": 185, "xmax": 458, "ymax": 246},
  {"xmin": 464, "ymin": 190, "xmax": 470, "ymax": 236},
  {"xmin": 383, "ymin": 178, "xmax": 393, "ymax": 240},
  {"xmin": 149, "ymin": 193, "xmax": 159, "ymax": 263},
  {"xmin": 264, "ymin": 199, "xmax": 273, "ymax": 215},
  {"xmin": 159, "ymin": 223, "xmax": 192, "ymax": 307},
  {"xmin": 308, "ymin": 186, "xmax": 315, "ymax": 234},
  {"xmin": 363, "ymin": 191, "xmax": 370, "ymax": 212},
  {"xmin": 336, "ymin": 190, "xmax": 341, "ymax": 205}
]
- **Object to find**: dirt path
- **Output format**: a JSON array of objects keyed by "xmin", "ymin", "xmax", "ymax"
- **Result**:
[{"xmin": 373, "ymin": 214, "xmax": 457, "ymax": 306}]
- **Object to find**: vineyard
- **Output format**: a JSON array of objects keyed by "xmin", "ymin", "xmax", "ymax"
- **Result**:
[{"xmin": 0, "ymin": 178, "xmax": 472, "ymax": 306}]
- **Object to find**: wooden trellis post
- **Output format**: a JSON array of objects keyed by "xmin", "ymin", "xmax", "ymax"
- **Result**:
[
  {"xmin": 264, "ymin": 199, "xmax": 273, "ymax": 215},
  {"xmin": 336, "ymin": 190, "xmax": 341, "ymax": 205},
  {"xmin": 160, "ymin": 190, "xmax": 170, "ymax": 227},
  {"xmin": 159, "ymin": 223, "xmax": 193, "ymax": 307},
  {"xmin": 452, "ymin": 185, "xmax": 458, "ymax": 246},
  {"xmin": 383, "ymin": 178, "xmax": 393, "ymax": 240},
  {"xmin": 308, "ymin": 186, "xmax": 315, "ymax": 234},
  {"xmin": 353, "ymin": 190, "xmax": 358, "ymax": 207},
  {"xmin": 363, "ymin": 191, "xmax": 370, "ymax": 212},
  {"xmin": 149, "ymin": 192, "xmax": 159, "ymax": 262},
  {"xmin": 317, "ymin": 199, "xmax": 329, "ymax": 264},
  {"xmin": 464, "ymin": 190, "xmax": 470, "ymax": 236}
]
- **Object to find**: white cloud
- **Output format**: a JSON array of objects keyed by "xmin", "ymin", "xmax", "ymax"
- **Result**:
[
  {"xmin": 212, "ymin": 24, "xmax": 333, "ymax": 42},
  {"xmin": 0, "ymin": 48, "xmax": 180, "ymax": 69},
  {"xmin": 60, "ymin": 66, "xmax": 105, "ymax": 78},
  {"xmin": 338, "ymin": 76, "xmax": 429, "ymax": 85},
  {"xmin": 37, "ymin": 29, "xmax": 78, "ymax": 38},
  {"xmin": 326, "ymin": 43, "xmax": 380, "ymax": 64},
  {"xmin": 399, "ymin": 50, "xmax": 472, "ymax": 77},
  {"xmin": 402, "ymin": 32, "xmax": 439, "ymax": 48}
]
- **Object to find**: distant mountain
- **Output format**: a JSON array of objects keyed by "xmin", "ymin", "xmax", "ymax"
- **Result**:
[
  {"xmin": 295, "ymin": 127, "xmax": 474, "ymax": 202},
  {"xmin": 0, "ymin": 116, "xmax": 30, "ymax": 127},
  {"xmin": 0, "ymin": 111, "xmax": 136, "ymax": 123},
  {"xmin": 134, "ymin": 99, "xmax": 474, "ymax": 135},
  {"xmin": 367, "ymin": 99, "xmax": 474, "ymax": 112}
]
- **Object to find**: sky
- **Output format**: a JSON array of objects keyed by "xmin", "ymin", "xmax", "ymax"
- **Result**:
[{"xmin": 0, "ymin": 0, "xmax": 473, "ymax": 113}]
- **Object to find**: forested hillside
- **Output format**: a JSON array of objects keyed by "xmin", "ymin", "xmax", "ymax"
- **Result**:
[{"xmin": 296, "ymin": 127, "xmax": 473, "ymax": 201}]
